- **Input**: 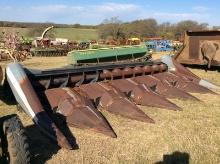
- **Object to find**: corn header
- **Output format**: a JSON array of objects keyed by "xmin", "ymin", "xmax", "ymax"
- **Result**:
[{"xmin": 2, "ymin": 54, "xmax": 219, "ymax": 149}]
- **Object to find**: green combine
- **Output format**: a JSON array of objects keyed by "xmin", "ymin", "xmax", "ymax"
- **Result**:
[{"xmin": 67, "ymin": 45, "xmax": 149, "ymax": 65}]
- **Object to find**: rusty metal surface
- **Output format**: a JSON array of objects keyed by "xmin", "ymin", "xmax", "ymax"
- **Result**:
[
  {"xmin": 175, "ymin": 30, "xmax": 220, "ymax": 67},
  {"xmin": 154, "ymin": 72, "xmax": 216, "ymax": 94},
  {"xmin": 45, "ymin": 87, "xmax": 117, "ymax": 138},
  {"xmin": 79, "ymin": 83, "xmax": 154, "ymax": 123},
  {"xmin": 162, "ymin": 55, "xmax": 220, "ymax": 90},
  {"xmin": 6, "ymin": 55, "xmax": 219, "ymax": 149},
  {"xmin": 110, "ymin": 79, "xmax": 181, "ymax": 110},
  {"xmin": 133, "ymin": 76, "xmax": 200, "ymax": 101},
  {"xmin": 27, "ymin": 61, "xmax": 167, "ymax": 90}
]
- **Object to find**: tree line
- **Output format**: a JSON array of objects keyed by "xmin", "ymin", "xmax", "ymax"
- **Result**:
[
  {"xmin": 0, "ymin": 21, "xmax": 96, "ymax": 29},
  {"xmin": 97, "ymin": 17, "xmax": 211, "ymax": 40},
  {"xmin": 1, "ymin": 18, "xmax": 218, "ymax": 40}
]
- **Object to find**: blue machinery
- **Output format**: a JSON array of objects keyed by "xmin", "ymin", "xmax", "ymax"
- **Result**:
[{"xmin": 145, "ymin": 40, "xmax": 173, "ymax": 52}]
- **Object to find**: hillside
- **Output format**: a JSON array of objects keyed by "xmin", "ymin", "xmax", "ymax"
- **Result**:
[{"xmin": 0, "ymin": 27, "xmax": 99, "ymax": 41}]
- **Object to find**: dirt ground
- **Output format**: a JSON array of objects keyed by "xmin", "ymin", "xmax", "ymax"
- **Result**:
[{"xmin": 0, "ymin": 54, "xmax": 220, "ymax": 164}]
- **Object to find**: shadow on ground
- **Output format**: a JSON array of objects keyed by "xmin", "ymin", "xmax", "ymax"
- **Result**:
[
  {"xmin": 0, "ymin": 83, "xmax": 16, "ymax": 105},
  {"xmin": 25, "ymin": 123, "xmax": 79, "ymax": 164},
  {"xmin": 155, "ymin": 151, "xmax": 189, "ymax": 164},
  {"xmin": 183, "ymin": 64, "xmax": 220, "ymax": 72}
]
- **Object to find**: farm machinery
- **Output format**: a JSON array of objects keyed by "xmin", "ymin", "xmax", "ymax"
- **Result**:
[
  {"xmin": 144, "ymin": 38, "xmax": 173, "ymax": 52},
  {"xmin": 1, "ymin": 52, "xmax": 219, "ymax": 150},
  {"xmin": 30, "ymin": 26, "xmax": 73, "ymax": 57},
  {"xmin": 0, "ymin": 115, "xmax": 30, "ymax": 164},
  {"xmin": 67, "ymin": 45, "xmax": 150, "ymax": 65},
  {"xmin": 175, "ymin": 30, "xmax": 220, "ymax": 69},
  {"xmin": 30, "ymin": 26, "xmax": 91, "ymax": 57}
]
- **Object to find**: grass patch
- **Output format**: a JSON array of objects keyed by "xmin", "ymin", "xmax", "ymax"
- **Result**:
[{"xmin": 54, "ymin": 28, "xmax": 98, "ymax": 41}]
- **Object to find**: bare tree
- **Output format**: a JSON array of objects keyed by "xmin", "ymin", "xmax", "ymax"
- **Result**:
[{"xmin": 98, "ymin": 17, "xmax": 125, "ymax": 40}]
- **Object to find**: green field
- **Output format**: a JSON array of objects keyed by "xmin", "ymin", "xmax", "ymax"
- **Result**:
[
  {"xmin": 0, "ymin": 27, "xmax": 30, "ymax": 37},
  {"xmin": 54, "ymin": 28, "xmax": 98, "ymax": 40},
  {"xmin": 0, "ymin": 27, "xmax": 98, "ymax": 41}
]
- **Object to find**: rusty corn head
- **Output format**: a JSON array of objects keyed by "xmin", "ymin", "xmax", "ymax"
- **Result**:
[{"xmin": 5, "ymin": 55, "xmax": 219, "ymax": 149}]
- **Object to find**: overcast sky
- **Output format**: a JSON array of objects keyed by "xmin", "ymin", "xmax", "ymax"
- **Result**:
[{"xmin": 0, "ymin": 0, "xmax": 219, "ymax": 26}]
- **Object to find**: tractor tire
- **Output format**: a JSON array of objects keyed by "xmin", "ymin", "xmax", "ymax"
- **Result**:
[{"xmin": 1, "ymin": 115, "xmax": 30, "ymax": 164}]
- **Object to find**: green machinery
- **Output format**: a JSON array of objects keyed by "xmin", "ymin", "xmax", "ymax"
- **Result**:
[{"xmin": 67, "ymin": 45, "xmax": 149, "ymax": 65}]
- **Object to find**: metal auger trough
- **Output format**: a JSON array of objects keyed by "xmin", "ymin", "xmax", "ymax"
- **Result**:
[
  {"xmin": 5, "ymin": 55, "xmax": 220, "ymax": 149},
  {"xmin": 175, "ymin": 30, "xmax": 220, "ymax": 69}
]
